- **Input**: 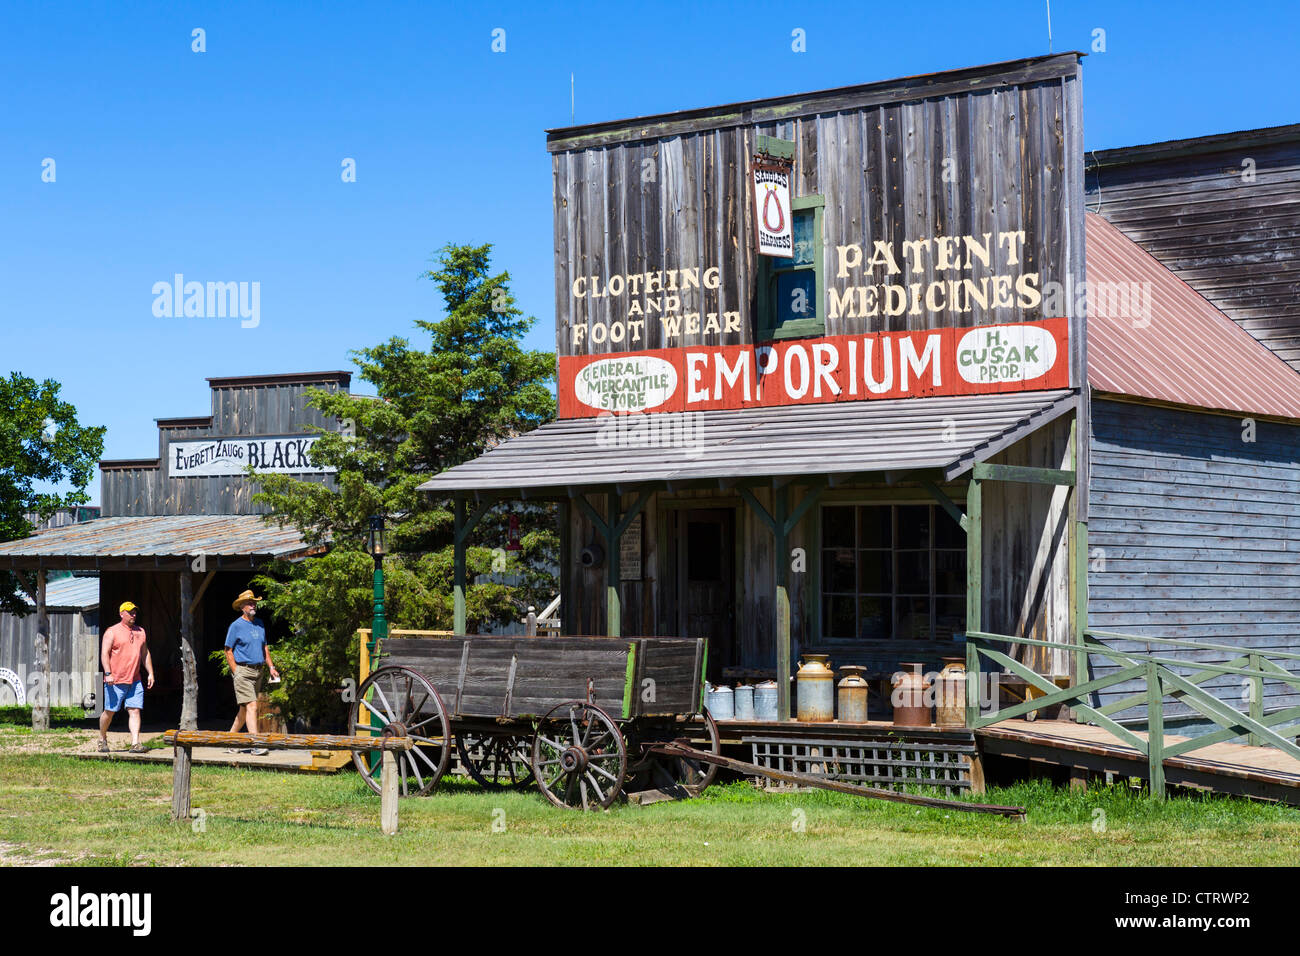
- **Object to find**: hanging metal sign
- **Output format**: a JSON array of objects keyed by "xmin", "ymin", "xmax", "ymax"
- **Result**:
[{"xmin": 753, "ymin": 161, "xmax": 793, "ymax": 258}]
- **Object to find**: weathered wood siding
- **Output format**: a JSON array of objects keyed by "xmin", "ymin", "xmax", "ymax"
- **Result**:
[
  {"xmin": 550, "ymin": 54, "xmax": 1087, "ymax": 389},
  {"xmin": 1087, "ymin": 397, "xmax": 1300, "ymax": 722},
  {"xmin": 102, "ymin": 377, "xmax": 347, "ymax": 517},
  {"xmin": 981, "ymin": 413, "xmax": 1074, "ymax": 676},
  {"xmin": 0, "ymin": 605, "xmax": 98, "ymax": 708},
  {"xmin": 1086, "ymin": 130, "xmax": 1300, "ymax": 371}
]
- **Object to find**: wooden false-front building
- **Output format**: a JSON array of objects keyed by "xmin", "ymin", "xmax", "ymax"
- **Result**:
[
  {"xmin": 425, "ymin": 55, "xmax": 1300, "ymax": 736},
  {"xmin": 0, "ymin": 372, "xmax": 346, "ymax": 724}
]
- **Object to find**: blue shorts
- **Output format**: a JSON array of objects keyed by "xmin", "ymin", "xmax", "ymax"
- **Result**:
[{"xmin": 104, "ymin": 681, "xmax": 144, "ymax": 712}]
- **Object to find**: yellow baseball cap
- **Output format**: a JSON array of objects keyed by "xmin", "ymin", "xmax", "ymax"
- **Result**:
[{"xmin": 120, "ymin": 601, "xmax": 138, "ymax": 612}]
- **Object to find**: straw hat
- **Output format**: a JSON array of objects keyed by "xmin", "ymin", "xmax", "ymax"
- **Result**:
[{"xmin": 231, "ymin": 589, "xmax": 263, "ymax": 611}]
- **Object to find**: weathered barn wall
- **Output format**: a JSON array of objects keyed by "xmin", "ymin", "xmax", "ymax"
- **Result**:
[
  {"xmin": 1087, "ymin": 397, "xmax": 1300, "ymax": 722},
  {"xmin": 550, "ymin": 54, "xmax": 1087, "ymax": 390},
  {"xmin": 1086, "ymin": 127, "xmax": 1300, "ymax": 371},
  {"xmin": 0, "ymin": 599, "xmax": 98, "ymax": 708}
]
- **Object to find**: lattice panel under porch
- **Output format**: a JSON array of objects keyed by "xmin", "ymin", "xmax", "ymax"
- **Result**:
[{"xmin": 745, "ymin": 736, "xmax": 973, "ymax": 796}]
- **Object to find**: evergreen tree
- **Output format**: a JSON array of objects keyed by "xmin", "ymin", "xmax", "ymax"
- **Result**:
[{"xmin": 248, "ymin": 244, "xmax": 557, "ymax": 724}]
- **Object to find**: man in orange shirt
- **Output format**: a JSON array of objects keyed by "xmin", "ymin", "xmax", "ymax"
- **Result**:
[{"xmin": 97, "ymin": 601, "xmax": 155, "ymax": 753}]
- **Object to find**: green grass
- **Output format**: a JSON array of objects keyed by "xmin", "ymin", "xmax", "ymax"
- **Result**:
[
  {"xmin": 0, "ymin": 706, "xmax": 86, "ymax": 727},
  {"xmin": 2, "ymin": 734, "xmax": 1299, "ymax": 865}
]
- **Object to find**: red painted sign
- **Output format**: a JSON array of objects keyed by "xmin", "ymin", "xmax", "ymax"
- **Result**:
[{"xmin": 558, "ymin": 317, "xmax": 1068, "ymax": 418}]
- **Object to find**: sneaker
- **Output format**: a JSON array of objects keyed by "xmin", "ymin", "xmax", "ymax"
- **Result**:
[
  {"xmin": 225, "ymin": 748, "xmax": 242, "ymax": 754},
  {"xmin": 129, "ymin": 744, "xmax": 147, "ymax": 754},
  {"xmin": 96, "ymin": 739, "xmax": 109, "ymax": 753},
  {"xmin": 249, "ymin": 748, "xmax": 270, "ymax": 756}
]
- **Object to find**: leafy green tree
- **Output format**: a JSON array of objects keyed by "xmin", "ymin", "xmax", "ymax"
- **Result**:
[
  {"xmin": 247, "ymin": 244, "xmax": 557, "ymax": 725},
  {"xmin": 0, "ymin": 374, "xmax": 105, "ymax": 614}
]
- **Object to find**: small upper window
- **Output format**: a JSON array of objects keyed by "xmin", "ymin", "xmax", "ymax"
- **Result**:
[{"xmin": 758, "ymin": 195, "xmax": 825, "ymax": 340}]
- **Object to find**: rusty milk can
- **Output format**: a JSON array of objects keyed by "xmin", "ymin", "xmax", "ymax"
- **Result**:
[
  {"xmin": 796, "ymin": 654, "xmax": 835, "ymax": 722},
  {"xmin": 891, "ymin": 663, "xmax": 932, "ymax": 727},
  {"xmin": 836, "ymin": 665, "xmax": 870, "ymax": 723},
  {"xmin": 935, "ymin": 659, "xmax": 967, "ymax": 728}
]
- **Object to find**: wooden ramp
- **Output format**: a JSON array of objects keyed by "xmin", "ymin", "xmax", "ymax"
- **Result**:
[{"xmin": 978, "ymin": 719, "xmax": 1300, "ymax": 805}]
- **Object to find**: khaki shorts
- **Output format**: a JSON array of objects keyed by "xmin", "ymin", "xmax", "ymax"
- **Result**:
[{"xmin": 233, "ymin": 664, "xmax": 264, "ymax": 705}]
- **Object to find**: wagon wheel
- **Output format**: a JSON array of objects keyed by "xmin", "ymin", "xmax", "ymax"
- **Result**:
[
  {"xmin": 531, "ymin": 701, "xmax": 627, "ymax": 811},
  {"xmin": 456, "ymin": 732, "xmax": 535, "ymax": 789},
  {"xmin": 349, "ymin": 665, "xmax": 450, "ymax": 797},
  {"xmin": 651, "ymin": 709, "xmax": 721, "ymax": 796}
]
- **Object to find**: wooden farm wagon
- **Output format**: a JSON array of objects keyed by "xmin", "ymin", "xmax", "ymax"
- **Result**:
[{"xmin": 350, "ymin": 635, "xmax": 719, "ymax": 810}]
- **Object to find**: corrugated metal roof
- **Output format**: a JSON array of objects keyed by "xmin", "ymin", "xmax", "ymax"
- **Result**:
[
  {"xmin": 1086, "ymin": 213, "xmax": 1300, "ymax": 421},
  {"xmin": 418, "ymin": 389, "xmax": 1077, "ymax": 495},
  {"xmin": 0, "ymin": 514, "xmax": 315, "ymax": 565},
  {"xmin": 20, "ymin": 576, "xmax": 99, "ymax": 610}
]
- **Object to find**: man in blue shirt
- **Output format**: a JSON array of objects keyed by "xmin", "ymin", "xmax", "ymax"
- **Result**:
[{"xmin": 224, "ymin": 589, "xmax": 280, "ymax": 755}]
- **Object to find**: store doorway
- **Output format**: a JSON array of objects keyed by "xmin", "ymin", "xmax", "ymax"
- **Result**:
[{"xmin": 674, "ymin": 509, "xmax": 735, "ymax": 681}]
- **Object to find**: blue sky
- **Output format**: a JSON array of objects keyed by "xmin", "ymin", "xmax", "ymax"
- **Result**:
[{"xmin": 2, "ymin": 0, "xmax": 1298, "ymax": 504}]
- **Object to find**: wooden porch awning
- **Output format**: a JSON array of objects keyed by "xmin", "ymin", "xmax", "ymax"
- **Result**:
[
  {"xmin": 0, "ymin": 514, "xmax": 321, "ymax": 571},
  {"xmin": 419, "ymin": 389, "xmax": 1077, "ymax": 497}
]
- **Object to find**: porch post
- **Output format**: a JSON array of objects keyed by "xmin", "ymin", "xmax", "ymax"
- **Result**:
[
  {"xmin": 774, "ymin": 486, "xmax": 791, "ymax": 721},
  {"xmin": 966, "ymin": 478, "xmax": 982, "ymax": 640},
  {"xmin": 32, "ymin": 569, "xmax": 49, "ymax": 731},
  {"xmin": 558, "ymin": 499, "xmax": 572, "ymax": 637},
  {"xmin": 605, "ymin": 489, "xmax": 621, "ymax": 637},
  {"xmin": 179, "ymin": 568, "xmax": 198, "ymax": 731},
  {"xmin": 453, "ymin": 493, "xmax": 467, "ymax": 635}
]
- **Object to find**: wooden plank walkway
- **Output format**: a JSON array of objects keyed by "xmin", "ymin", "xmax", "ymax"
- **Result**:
[{"xmin": 978, "ymin": 719, "xmax": 1300, "ymax": 804}]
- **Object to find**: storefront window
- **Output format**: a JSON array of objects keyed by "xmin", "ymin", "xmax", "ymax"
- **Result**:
[
  {"xmin": 758, "ymin": 195, "xmax": 825, "ymax": 340},
  {"xmin": 821, "ymin": 504, "xmax": 966, "ymax": 642}
]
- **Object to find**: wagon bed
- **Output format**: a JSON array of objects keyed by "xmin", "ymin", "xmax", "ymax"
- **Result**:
[
  {"xmin": 377, "ymin": 635, "xmax": 706, "ymax": 720},
  {"xmin": 352, "ymin": 634, "xmax": 718, "ymax": 810}
]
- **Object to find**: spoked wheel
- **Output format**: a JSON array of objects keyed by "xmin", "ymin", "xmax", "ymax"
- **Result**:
[
  {"xmin": 349, "ymin": 665, "xmax": 450, "ymax": 797},
  {"xmin": 531, "ymin": 701, "xmax": 627, "ymax": 811},
  {"xmin": 456, "ymin": 732, "xmax": 535, "ymax": 789},
  {"xmin": 631, "ymin": 709, "xmax": 720, "ymax": 796}
]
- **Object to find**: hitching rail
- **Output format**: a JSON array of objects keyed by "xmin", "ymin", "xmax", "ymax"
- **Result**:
[
  {"xmin": 963, "ymin": 629, "xmax": 1300, "ymax": 798},
  {"xmin": 163, "ymin": 730, "xmax": 415, "ymax": 834}
]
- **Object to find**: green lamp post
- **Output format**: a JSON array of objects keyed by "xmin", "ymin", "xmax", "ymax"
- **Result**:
[
  {"xmin": 364, "ymin": 515, "xmax": 388, "ymax": 750},
  {"xmin": 366, "ymin": 514, "xmax": 388, "ymax": 659}
]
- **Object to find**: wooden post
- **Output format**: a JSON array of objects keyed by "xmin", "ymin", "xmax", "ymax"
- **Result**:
[
  {"xmin": 1069, "ymin": 767, "xmax": 1088, "ymax": 792},
  {"xmin": 1248, "ymin": 651, "xmax": 1263, "ymax": 746},
  {"xmin": 605, "ymin": 490, "xmax": 621, "ymax": 638},
  {"xmin": 1074, "ymin": 521, "xmax": 1090, "ymax": 722},
  {"xmin": 968, "ymin": 746, "xmax": 987, "ymax": 795},
  {"xmin": 773, "ymin": 486, "xmax": 790, "ymax": 721},
  {"xmin": 171, "ymin": 744, "xmax": 193, "ymax": 821},
  {"xmin": 558, "ymin": 499, "xmax": 572, "ymax": 636},
  {"xmin": 381, "ymin": 750, "xmax": 399, "ymax": 835},
  {"xmin": 454, "ymin": 494, "xmax": 467, "ymax": 635},
  {"xmin": 32, "ymin": 570, "xmax": 49, "ymax": 731},
  {"xmin": 965, "ymin": 632, "xmax": 981, "ymax": 728},
  {"xmin": 965, "ymin": 478, "xmax": 982, "ymax": 651},
  {"xmin": 1146, "ymin": 662, "xmax": 1165, "ymax": 799},
  {"xmin": 179, "ymin": 569, "xmax": 198, "ymax": 731}
]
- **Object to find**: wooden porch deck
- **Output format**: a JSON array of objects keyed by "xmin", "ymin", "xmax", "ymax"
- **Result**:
[{"xmin": 978, "ymin": 719, "xmax": 1300, "ymax": 804}]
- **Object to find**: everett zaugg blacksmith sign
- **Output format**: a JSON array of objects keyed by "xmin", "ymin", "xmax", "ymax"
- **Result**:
[{"xmin": 168, "ymin": 435, "xmax": 334, "ymax": 476}]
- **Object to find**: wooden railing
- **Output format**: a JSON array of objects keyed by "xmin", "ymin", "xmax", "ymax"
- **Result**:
[{"xmin": 964, "ymin": 628, "xmax": 1300, "ymax": 798}]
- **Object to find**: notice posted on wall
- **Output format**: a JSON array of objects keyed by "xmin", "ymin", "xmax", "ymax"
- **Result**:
[{"xmin": 620, "ymin": 513, "xmax": 642, "ymax": 580}]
